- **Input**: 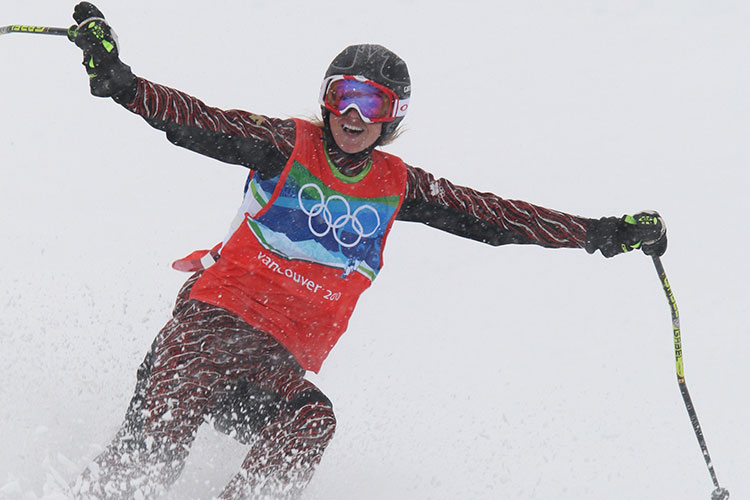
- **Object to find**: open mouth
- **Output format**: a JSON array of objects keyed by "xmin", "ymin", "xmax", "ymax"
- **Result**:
[{"xmin": 342, "ymin": 123, "xmax": 365, "ymax": 135}]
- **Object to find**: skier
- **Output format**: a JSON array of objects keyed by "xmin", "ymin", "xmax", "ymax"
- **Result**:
[{"xmin": 66, "ymin": 2, "xmax": 667, "ymax": 499}]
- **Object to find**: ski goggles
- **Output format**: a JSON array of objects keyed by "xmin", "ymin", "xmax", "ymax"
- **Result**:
[{"xmin": 319, "ymin": 75, "xmax": 410, "ymax": 123}]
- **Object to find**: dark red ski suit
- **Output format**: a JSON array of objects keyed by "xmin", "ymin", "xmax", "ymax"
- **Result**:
[{"xmin": 72, "ymin": 77, "xmax": 593, "ymax": 500}]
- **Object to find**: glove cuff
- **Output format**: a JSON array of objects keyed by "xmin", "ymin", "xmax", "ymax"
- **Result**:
[
  {"xmin": 585, "ymin": 216, "xmax": 625, "ymax": 258},
  {"xmin": 89, "ymin": 60, "xmax": 137, "ymax": 100},
  {"xmin": 111, "ymin": 65, "xmax": 138, "ymax": 104}
]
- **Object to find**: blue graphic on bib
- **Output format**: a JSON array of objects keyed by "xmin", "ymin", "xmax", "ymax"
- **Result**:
[{"xmin": 239, "ymin": 161, "xmax": 400, "ymax": 280}]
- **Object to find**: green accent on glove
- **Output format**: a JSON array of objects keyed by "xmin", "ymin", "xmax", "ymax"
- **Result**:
[
  {"xmin": 636, "ymin": 213, "xmax": 659, "ymax": 226},
  {"xmin": 624, "ymin": 215, "xmax": 637, "ymax": 225},
  {"xmin": 620, "ymin": 241, "xmax": 642, "ymax": 253},
  {"xmin": 102, "ymin": 39, "xmax": 115, "ymax": 53}
]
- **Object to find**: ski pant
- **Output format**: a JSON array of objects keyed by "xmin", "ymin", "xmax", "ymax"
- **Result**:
[{"xmin": 72, "ymin": 273, "xmax": 337, "ymax": 499}]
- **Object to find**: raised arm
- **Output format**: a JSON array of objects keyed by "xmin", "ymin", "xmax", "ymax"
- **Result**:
[
  {"xmin": 124, "ymin": 78, "xmax": 295, "ymax": 178},
  {"xmin": 68, "ymin": 2, "xmax": 294, "ymax": 179}
]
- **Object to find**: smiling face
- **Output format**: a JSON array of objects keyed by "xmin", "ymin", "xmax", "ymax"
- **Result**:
[{"xmin": 329, "ymin": 109, "xmax": 383, "ymax": 154}]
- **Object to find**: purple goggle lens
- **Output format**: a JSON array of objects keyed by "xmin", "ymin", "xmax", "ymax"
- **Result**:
[{"xmin": 319, "ymin": 75, "xmax": 409, "ymax": 123}]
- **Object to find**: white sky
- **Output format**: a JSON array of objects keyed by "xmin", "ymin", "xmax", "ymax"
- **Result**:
[{"xmin": 1, "ymin": 1, "xmax": 748, "ymax": 499}]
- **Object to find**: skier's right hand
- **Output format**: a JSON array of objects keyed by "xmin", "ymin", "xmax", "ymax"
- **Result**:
[{"xmin": 68, "ymin": 2, "xmax": 137, "ymax": 101}]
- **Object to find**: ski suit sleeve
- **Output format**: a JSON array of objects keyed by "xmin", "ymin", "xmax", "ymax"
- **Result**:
[
  {"xmin": 118, "ymin": 77, "xmax": 296, "ymax": 179},
  {"xmin": 397, "ymin": 164, "xmax": 591, "ymax": 249}
]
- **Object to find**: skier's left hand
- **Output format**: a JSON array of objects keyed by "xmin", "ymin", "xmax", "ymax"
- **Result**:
[
  {"xmin": 68, "ymin": 2, "xmax": 136, "ymax": 101},
  {"xmin": 586, "ymin": 211, "xmax": 667, "ymax": 258}
]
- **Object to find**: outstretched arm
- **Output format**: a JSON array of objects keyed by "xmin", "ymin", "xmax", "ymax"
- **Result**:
[
  {"xmin": 398, "ymin": 165, "xmax": 589, "ymax": 248},
  {"xmin": 398, "ymin": 164, "xmax": 667, "ymax": 257}
]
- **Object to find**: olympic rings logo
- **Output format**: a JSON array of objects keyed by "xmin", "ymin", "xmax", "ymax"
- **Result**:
[{"xmin": 298, "ymin": 183, "xmax": 381, "ymax": 248}]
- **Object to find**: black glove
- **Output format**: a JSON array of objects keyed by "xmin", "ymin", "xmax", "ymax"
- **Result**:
[
  {"xmin": 586, "ymin": 211, "xmax": 667, "ymax": 258},
  {"xmin": 68, "ymin": 2, "xmax": 137, "ymax": 101}
]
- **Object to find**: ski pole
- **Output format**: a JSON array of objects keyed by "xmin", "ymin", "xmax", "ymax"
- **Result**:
[
  {"xmin": 0, "ymin": 25, "xmax": 71, "ymax": 37},
  {"xmin": 652, "ymin": 256, "xmax": 729, "ymax": 500}
]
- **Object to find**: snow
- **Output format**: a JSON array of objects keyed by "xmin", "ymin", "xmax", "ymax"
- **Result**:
[{"xmin": 1, "ymin": 1, "xmax": 748, "ymax": 499}]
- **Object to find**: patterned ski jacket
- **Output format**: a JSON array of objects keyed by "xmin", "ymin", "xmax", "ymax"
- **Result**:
[{"xmin": 121, "ymin": 77, "xmax": 592, "ymax": 372}]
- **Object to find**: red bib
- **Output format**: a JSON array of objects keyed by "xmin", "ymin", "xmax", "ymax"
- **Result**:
[{"xmin": 179, "ymin": 120, "xmax": 407, "ymax": 372}]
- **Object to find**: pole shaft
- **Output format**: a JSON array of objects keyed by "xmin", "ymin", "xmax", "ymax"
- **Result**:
[
  {"xmin": 0, "ymin": 25, "xmax": 70, "ymax": 37},
  {"xmin": 652, "ymin": 256, "xmax": 722, "ymax": 490}
]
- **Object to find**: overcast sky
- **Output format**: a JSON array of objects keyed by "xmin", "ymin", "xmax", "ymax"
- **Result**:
[{"xmin": 1, "ymin": 2, "xmax": 748, "ymax": 499}]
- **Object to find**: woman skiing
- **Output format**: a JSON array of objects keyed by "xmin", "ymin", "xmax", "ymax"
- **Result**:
[{"xmin": 67, "ymin": 3, "xmax": 666, "ymax": 499}]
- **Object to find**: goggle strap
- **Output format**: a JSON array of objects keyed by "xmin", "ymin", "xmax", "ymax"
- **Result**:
[{"xmin": 392, "ymin": 97, "xmax": 409, "ymax": 118}]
